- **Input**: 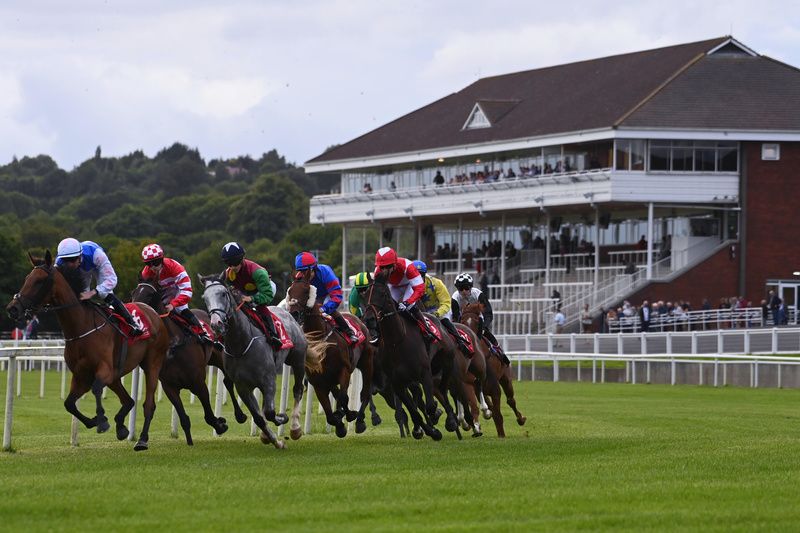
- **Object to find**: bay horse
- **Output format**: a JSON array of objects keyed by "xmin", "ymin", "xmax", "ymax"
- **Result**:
[
  {"xmin": 285, "ymin": 274, "xmax": 374, "ymax": 438},
  {"xmin": 6, "ymin": 251, "xmax": 170, "ymax": 451},
  {"xmin": 459, "ymin": 303, "xmax": 527, "ymax": 432},
  {"xmin": 131, "ymin": 281, "xmax": 247, "ymax": 445},
  {"xmin": 199, "ymin": 275, "xmax": 307, "ymax": 448},
  {"xmin": 361, "ymin": 271, "xmax": 443, "ymax": 441}
]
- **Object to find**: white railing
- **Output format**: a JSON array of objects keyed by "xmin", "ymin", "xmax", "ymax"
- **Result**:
[{"xmin": 607, "ymin": 307, "xmax": 767, "ymax": 333}]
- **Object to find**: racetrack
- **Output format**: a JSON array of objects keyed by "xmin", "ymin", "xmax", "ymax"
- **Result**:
[{"xmin": 2, "ymin": 372, "xmax": 800, "ymax": 531}]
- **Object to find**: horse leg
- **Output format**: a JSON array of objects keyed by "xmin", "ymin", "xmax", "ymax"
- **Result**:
[
  {"xmin": 222, "ymin": 373, "xmax": 247, "ymax": 424},
  {"xmin": 368, "ymin": 397, "xmax": 382, "ymax": 427},
  {"xmin": 354, "ymin": 353, "xmax": 374, "ymax": 434},
  {"xmin": 262, "ymin": 369, "xmax": 288, "ymax": 426},
  {"xmin": 163, "ymin": 383, "xmax": 194, "ymax": 445},
  {"xmin": 464, "ymin": 378, "xmax": 483, "ymax": 437},
  {"xmin": 317, "ymin": 385, "xmax": 346, "ymax": 438},
  {"xmin": 133, "ymin": 363, "xmax": 160, "ymax": 451},
  {"xmin": 335, "ymin": 365, "xmax": 356, "ymax": 423},
  {"xmin": 91, "ymin": 378, "xmax": 110, "ymax": 433},
  {"xmin": 419, "ymin": 370, "xmax": 444, "ymax": 441},
  {"xmin": 500, "ymin": 368, "xmax": 527, "ymax": 426},
  {"xmin": 190, "ymin": 378, "xmax": 228, "ymax": 437},
  {"xmin": 105, "ymin": 379, "xmax": 135, "ymax": 441},
  {"xmin": 64, "ymin": 376, "xmax": 98, "ymax": 430},
  {"xmin": 288, "ymin": 367, "xmax": 304, "ymax": 440},
  {"xmin": 485, "ymin": 365, "xmax": 506, "ymax": 437},
  {"xmin": 396, "ymin": 385, "xmax": 440, "ymax": 441},
  {"xmin": 240, "ymin": 386, "xmax": 284, "ymax": 450}
]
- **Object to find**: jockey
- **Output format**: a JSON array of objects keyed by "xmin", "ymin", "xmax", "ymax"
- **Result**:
[
  {"xmin": 55, "ymin": 237, "xmax": 143, "ymax": 336},
  {"xmin": 451, "ymin": 272, "xmax": 509, "ymax": 364},
  {"xmin": 294, "ymin": 251, "xmax": 358, "ymax": 343},
  {"xmin": 140, "ymin": 244, "xmax": 213, "ymax": 347},
  {"xmin": 220, "ymin": 242, "xmax": 283, "ymax": 350},
  {"xmin": 413, "ymin": 260, "xmax": 471, "ymax": 356},
  {"xmin": 348, "ymin": 272, "xmax": 373, "ymax": 317},
  {"xmin": 372, "ymin": 246, "xmax": 433, "ymax": 341}
]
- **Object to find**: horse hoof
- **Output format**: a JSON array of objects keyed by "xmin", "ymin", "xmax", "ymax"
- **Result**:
[
  {"xmin": 218, "ymin": 417, "xmax": 227, "ymax": 425},
  {"xmin": 186, "ymin": 438, "xmax": 194, "ymax": 446},
  {"xmin": 133, "ymin": 440, "xmax": 149, "ymax": 451},
  {"xmin": 215, "ymin": 422, "xmax": 229, "ymax": 435},
  {"xmin": 429, "ymin": 428, "xmax": 443, "ymax": 441},
  {"xmin": 290, "ymin": 428, "xmax": 302, "ymax": 441},
  {"xmin": 517, "ymin": 416, "xmax": 527, "ymax": 426},
  {"xmin": 345, "ymin": 410, "xmax": 358, "ymax": 422},
  {"xmin": 274, "ymin": 440, "xmax": 286, "ymax": 450},
  {"xmin": 116, "ymin": 426, "xmax": 129, "ymax": 441},
  {"xmin": 371, "ymin": 414, "xmax": 382, "ymax": 426},
  {"xmin": 259, "ymin": 432, "xmax": 273, "ymax": 445},
  {"xmin": 273, "ymin": 413, "xmax": 289, "ymax": 426},
  {"xmin": 355, "ymin": 420, "xmax": 367, "ymax": 434},
  {"xmin": 460, "ymin": 420, "xmax": 471, "ymax": 431},
  {"xmin": 412, "ymin": 428, "xmax": 424, "ymax": 440},
  {"xmin": 472, "ymin": 430, "xmax": 483, "ymax": 438},
  {"xmin": 335, "ymin": 424, "xmax": 348, "ymax": 438},
  {"xmin": 431, "ymin": 408, "xmax": 442, "ymax": 425},
  {"xmin": 96, "ymin": 418, "xmax": 110, "ymax": 434},
  {"xmin": 235, "ymin": 412, "xmax": 248, "ymax": 424},
  {"xmin": 482, "ymin": 410, "xmax": 493, "ymax": 420},
  {"xmin": 445, "ymin": 416, "xmax": 458, "ymax": 433}
]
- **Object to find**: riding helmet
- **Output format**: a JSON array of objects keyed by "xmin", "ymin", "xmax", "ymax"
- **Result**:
[
  {"xmin": 221, "ymin": 242, "xmax": 246, "ymax": 265},
  {"xmin": 354, "ymin": 272, "xmax": 373, "ymax": 288},
  {"xmin": 454, "ymin": 273, "xmax": 473, "ymax": 290},
  {"xmin": 56, "ymin": 237, "xmax": 82, "ymax": 260},
  {"xmin": 412, "ymin": 260, "xmax": 427, "ymax": 276},
  {"xmin": 141, "ymin": 243, "xmax": 164, "ymax": 263},
  {"xmin": 295, "ymin": 251, "xmax": 318, "ymax": 271},
  {"xmin": 375, "ymin": 246, "xmax": 397, "ymax": 267}
]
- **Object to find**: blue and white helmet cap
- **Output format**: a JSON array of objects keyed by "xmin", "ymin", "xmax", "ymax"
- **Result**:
[{"xmin": 56, "ymin": 238, "xmax": 82, "ymax": 259}]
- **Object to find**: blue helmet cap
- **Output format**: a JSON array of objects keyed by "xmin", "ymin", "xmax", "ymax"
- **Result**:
[
  {"xmin": 295, "ymin": 251, "xmax": 317, "ymax": 271},
  {"xmin": 221, "ymin": 242, "xmax": 245, "ymax": 264},
  {"xmin": 412, "ymin": 260, "xmax": 427, "ymax": 275}
]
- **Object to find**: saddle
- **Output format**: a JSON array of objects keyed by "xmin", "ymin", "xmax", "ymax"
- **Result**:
[
  {"xmin": 403, "ymin": 314, "xmax": 441, "ymax": 343},
  {"xmin": 169, "ymin": 313, "xmax": 217, "ymax": 343},
  {"xmin": 101, "ymin": 303, "xmax": 152, "ymax": 344},
  {"xmin": 323, "ymin": 314, "xmax": 366, "ymax": 347},
  {"xmin": 456, "ymin": 329, "xmax": 475, "ymax": 355},
  {"xmin": 241, "ymin": 306, "xmax": 294, "ymax": 350}
]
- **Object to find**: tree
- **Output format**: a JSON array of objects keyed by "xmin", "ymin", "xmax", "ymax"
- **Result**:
[
  {"xmin": 226, "ymin": 174, "xmax": 308, "ymax": 243},
  {"xmin": 0, "ymin": 234, "xmax": 31, "ymax": 331}
]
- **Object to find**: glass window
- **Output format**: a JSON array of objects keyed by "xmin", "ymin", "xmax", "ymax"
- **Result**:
[
  {"xmin": 630, "ymin": 140, "xmax": 645, "ymax": 171},
  {"xmin": 694, "ymin": 147, "xmax": 716, "ymax": 171},
  {"xmin": 615, "ymin": 140, "xmax": 630, "ymax": 171},
  {"xmin": 671, "ymin": 142, "xmax": 693, "ymax": 171},
  {"xmin": 649, "ymin": 145, "xmax": 669, "ymax": 171},
  {"xmin": 717, "ymin": 143, "xmax": 738, "ymax": 171}
]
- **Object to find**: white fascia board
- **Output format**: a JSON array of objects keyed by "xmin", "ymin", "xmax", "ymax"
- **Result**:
[
  {"xmin": 706, "ymin": 38, "xmax": 758, "ymax": 57},
  {"xmin": 304, "ymin": 127, "xmax": 614, "ymax": 174},
  {"xmin": 615, "ymin": 128, "xmax": 800, "ymax": 142}
]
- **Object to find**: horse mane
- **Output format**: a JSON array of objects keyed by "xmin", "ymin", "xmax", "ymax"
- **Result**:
[
  {"xmin": 303, "ymin": 331, "xmax": 329, "ymax": 374},
  {"xmin": 57, "ymin": 264, "xmax": 85, "ymax": 296}
]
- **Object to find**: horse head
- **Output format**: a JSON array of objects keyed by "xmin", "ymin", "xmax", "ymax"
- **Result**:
[
  {"xmin": 7, "ymin": 250, "xmax": 61, "ymax": 321},
  {"xmin": 460, "ymin": 302, "xmax": 483, "ymax": 334},
  {"xmin": 285, "ymin": 274, "xmax": 318, "ymax": 326},
  {"xmin": 130, "ymin": 279, "xmax": 164, "ymax": 312},
  {"xmin": 361, "ymin": 270, "xmax": 399, "ymax": 341},
  {"xmin": 198, "ymin": 273, "xmax": 232, "ymax": 337}
]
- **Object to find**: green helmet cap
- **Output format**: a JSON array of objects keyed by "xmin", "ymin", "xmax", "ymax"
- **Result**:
[{"xmin": 354, "ymin": 272, "xmax": 373, "ymax": 288}]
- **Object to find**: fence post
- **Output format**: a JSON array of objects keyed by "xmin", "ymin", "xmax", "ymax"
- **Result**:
[
  {"xmin": 127, "ymin": 367, "xmax": 140, "ymax": 442},
  {"xmin": 754, "ymin": 360, "xmax": 759, "ymax": 388},
  {"xmin": 213, "ymin": 367, "xmax": 225, "ymax": 437},
  {"xmin": 717, "ymin": 331, "xmax": 723, "ymax": 354},
  {"xmin": 553, "ymin": 356, "xmax": 559, "ymax": 383},
  {"xmin": 3, "ymin": 355, "xmax": 17, "ymax": 451},
  {"xmin": 691, "ymin": 331, "xmax": 698, "ymax": 356},
  {"xmin": 60, "ymin": 361, "xmax": 67, "ymax": 400},
  {"xmin": 713, "ymin": 358, "xmax": 718, "ymax": 387},
  {"xmin": 70, "ymin": 400, "xmax": 80, "ymax": 447},
  {"xmin": 723, "ymin": 361, "xmax": 727, "ymax": 386},
  {"xmin": 171, "ymin": 406, "xmax": 179, "ymax": 438},
  {"xmin": 671, "ymin": 358, "xmax": 676, "ymax": 386},
  {"xmin": 277, "ymin": 364, "xmax": 291, "ymax": 437},
  {"xmin": 744, "ymin": 330, "xmax": 751, "ymax": 354},
  {"xmin": 632, "ymin": 358, "xmax": 637, "ymax": 384},
  {"xmin": 16, "ymin": 358, "xmax": 22, "ymax": 397},
  {"xmin": 601, "ymin": 360, "xmax": 605, "ymax": 383},
  {"xmin": 304, "ymin": 382, "xmax": 315, "ymax": 435},
  {"xmin": 640, "ymin": 332, "xmax": 647, "ymax": 356},
  {"xmin": 39, "ymin": 360, "xmax": 46, "ymax": 399},
  {"xmin": 666, "ymin": 332, "xmax": 672, "ymax": 355},
  {"xmin": 771, "ymin": 328, "xmax": 778, "ymax": 354},
  {"xmin": 646, "ymin": 360, "xmax": 651, "ymax": 384}
]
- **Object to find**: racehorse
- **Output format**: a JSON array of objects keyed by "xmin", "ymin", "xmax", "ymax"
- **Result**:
[
  {"xmin": 452, "ymin": 321, "xmax": 502, "ymax": 437},
  {"xmin": 459, "ymin": 303, "xmax": 527, "ymax": 432},
  {"xmin": 361, "ymin": 271, "xmax": 443, "ymax": 440},
  {"xmin": 131, "ymin": 280, "xmax": 247, "ymax": 444},
  {"xmin": 199, "ymin": 275, "xmax": 307, "ymax": 448},
  {"xmin": 6, "ymin": 252, "xmax": 170, "ymax": 451},
  {"xmin": 285, "ymin": 274, "xmax": 374, "ymax": 437}
]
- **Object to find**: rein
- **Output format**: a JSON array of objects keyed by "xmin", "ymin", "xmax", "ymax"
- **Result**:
[{"xmin": 206, "ymin": 281, "xmax": 259, "ymax": 357}]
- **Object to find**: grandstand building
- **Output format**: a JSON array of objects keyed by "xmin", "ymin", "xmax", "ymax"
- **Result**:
[{"xmin": 304, "ymin": 36, "xmax": 800, "ymax": 333}]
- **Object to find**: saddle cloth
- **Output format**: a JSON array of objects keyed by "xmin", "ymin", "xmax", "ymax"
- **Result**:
[
  {"xmin": 323, "ymin": 314, "xmax": 366, "ymax": 347},
  {"xmin": 416, "ymin": 316, "xmax": 442, "ymax": 342},
  {"xmin": 109, "ymin": 303, "xmax": 152, "ymax": 344},
  {"xmin": 456, "ymin": 329, "xmax": 475, "ymax": 355},
  {"xmin": 170, "ymin": 313, "xmax": 218, "ymax": 342},
  {"xmin": 242, "ymin": 306, "xmax": 294, "ymax": 350}
]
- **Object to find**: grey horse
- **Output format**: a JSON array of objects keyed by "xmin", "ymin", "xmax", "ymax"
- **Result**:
[{"xmin": 199, "ymin": 275, "xmax": 308, "ymax": 448}]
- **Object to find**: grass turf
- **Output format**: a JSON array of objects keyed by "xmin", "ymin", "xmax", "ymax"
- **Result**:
[{"xmin": 2, "ymin": 369, "xmax": 800, "ymax": 532}]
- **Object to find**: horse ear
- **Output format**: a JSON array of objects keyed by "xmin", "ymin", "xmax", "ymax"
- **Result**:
[
  {"xmin": 196, "ymin": 273, "xmax": 205, "ymax": 284},
  {"xmin": 28, "ymin": 252, "xmax": 36, "ymax": 267},
  {"xmin": 44, "ymin": 250, "xmax": 53, "ymax": 267}
]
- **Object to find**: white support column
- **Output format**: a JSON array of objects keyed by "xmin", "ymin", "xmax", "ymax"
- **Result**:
[
  {"xmin": 3, "ymin": 355, "xmax": 16, "ymax": 451},
  {"xmin": 362, "ymin": 227, "xmax": 367, "ymax": 273},
  {"xmin": 594, "ymin": 208, "xmax": 600, "ymax": 304},
  {"xmin": 500, "ymin": 213, "xmax": 507, "ymax": 286},
  {"xmin": 342, "ymin": 225, "xmax": 348, "ymax": 286},
  {"xmin": 646, "ymin": 202, "xmax": 654, "ymax": 280},
  {"xmin": 417, "ymin": 221, "xmax": 422, "ymax": 260},
  {"xmin": 457, "ymin": 217, "xmax": 463, "ymax": 273},
  {"xmin": 545, "ymin": 213, "xmax": 551, "ymax": 285},
  {"xmin": 378, "ymin": 223, "xmax": 383, "ymax": 248}
]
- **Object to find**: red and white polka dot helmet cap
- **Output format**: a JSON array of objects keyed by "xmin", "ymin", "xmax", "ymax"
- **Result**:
[{"xmin": 141, "ymin": 243, "xmax": 164, "ymax": 262}]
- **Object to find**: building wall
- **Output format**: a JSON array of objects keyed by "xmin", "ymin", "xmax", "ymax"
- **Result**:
[
  {"xmin": 743, "ymin": 141, "xmax": 800, "ymax": 299},
  {"xmin": 627, "ymin": 245, "xmax": 739, "ymax": 307}
]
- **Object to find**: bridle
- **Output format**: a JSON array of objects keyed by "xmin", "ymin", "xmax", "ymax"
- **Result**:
[
  {"xmin": 13, "ymin": 265, "xmax": 81, "ymax": 316},
  {"xmin": 204, "ymin": 281, "xmax": 258, "ymax": 357},
  {"xmin": 364, "ymin": 282, "xmax": 397, "ymax": 322}
]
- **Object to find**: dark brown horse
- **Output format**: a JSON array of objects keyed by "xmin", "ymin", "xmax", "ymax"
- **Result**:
[
  {"xmin": 459, "ymin": 303, "xmax": 527, "ymax": 433},
  {"xmin": 361, "ymin": 271, "xmax": 444, "ymax": 440},
  {"xmin": 285, "ymin": 274, "xmax": 374, "ymax": 437},
  {"xmin": 6, "ymin": 252, "xmax": 170, "ymax": 451},
  {"xmin": 131, "ymin": 281, "xmax": 247, "ymax": 444}
]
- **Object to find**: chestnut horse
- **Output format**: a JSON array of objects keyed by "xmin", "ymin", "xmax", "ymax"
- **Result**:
[
  {"xmin": 131, "ymin": 281, "xmax": 247, "ymax": 444},
  {"xmin": 459, "ymin": 303, "xmax": 527, "ymax": 432},
  {"xmin": 285, "ymin": 274, "xmax": 374, "ymax": 437},
  {"xmin": 6, "ymin": 252, "xmax": 170, "ymax": 451}
]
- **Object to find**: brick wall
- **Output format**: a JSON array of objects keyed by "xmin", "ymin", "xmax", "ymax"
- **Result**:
[{"xmin": 743, "ymin": 141, "xmax": 800, "ymax": 299}]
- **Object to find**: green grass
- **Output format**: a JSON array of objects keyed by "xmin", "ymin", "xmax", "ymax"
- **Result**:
[{"xmin": 2, "ymin": 370, "xmax": 800, "ymax": 532}]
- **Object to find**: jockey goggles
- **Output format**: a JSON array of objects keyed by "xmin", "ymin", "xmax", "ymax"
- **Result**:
[{"xmin": 145, "ymin": 258, "xmax": 163, "ymax": 267}]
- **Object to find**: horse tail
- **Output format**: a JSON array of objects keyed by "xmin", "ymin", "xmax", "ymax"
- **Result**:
[{"xmin": 304, "ymin": 331, "xmax": 329, "ymax": 375}]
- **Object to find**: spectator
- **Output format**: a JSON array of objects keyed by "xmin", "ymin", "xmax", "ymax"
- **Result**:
[
  {"xmin": 388, "ymin": 181, "xmax": 397, "ymax": 192},
  {"xmin": 25, "ymin": 315, "xmax": 40, "ymax": 340},
  {"xmin": 551, "ymin": 289, "xmax": 562, "ymax": 310},
  {"xmin": 580, "ymin": 304, "xmax": 593, "ymax": 333},
  {"xmin": 637, "ymin": 235, "xmax": 647, "ymax": 250},
  {"xmin": 760, "ymin": 299, "xmax": 769, "ymax": 326},
  {"xmin": 433, "ymin": 171, "xmax": 444, "ymax": 186},
  {"xmin": 639, "ymin": 300, "xmax": 650, "ymax": 332},
  {"xmin": 768, "ymin": 290, "xmax": 782, "ymax": 326},
  {"xmin": 553, "ymin": 306, "xmax": 566, "ymax": 342},
  {"xmin": 362, "ymin": 182, "xmax": 373, "ymax": 193}
]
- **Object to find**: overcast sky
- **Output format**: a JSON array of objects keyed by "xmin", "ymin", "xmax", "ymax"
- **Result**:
[{"xmin": 1, "ymin": 0, "xmax": 798, "ymax": 170}]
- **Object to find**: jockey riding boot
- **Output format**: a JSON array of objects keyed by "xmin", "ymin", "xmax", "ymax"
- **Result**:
[
  {"xmin": 442, "ymin": 317, "xmax": 471, "ymax": 357},
  {"xmin": 179, "ymin": 308, "xmax": 213, "ymax": 345},
  {"xmin": 260, "ymin": 310, "xmax": 284, "ymax": 350},
  {"xmin": 105, "ymin": 293, "xmax": 143, "ymax": 336},
  {"xmin": 482, "ymin": 327, "xmax": 510, "ymax": 365},
  {"xmin": 332, "ymin": 311, "xmax": 359, "ymax": 344},
  {"xmin": 407, "ymin": 304, "xmax": 434, "ymax": 341}
]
